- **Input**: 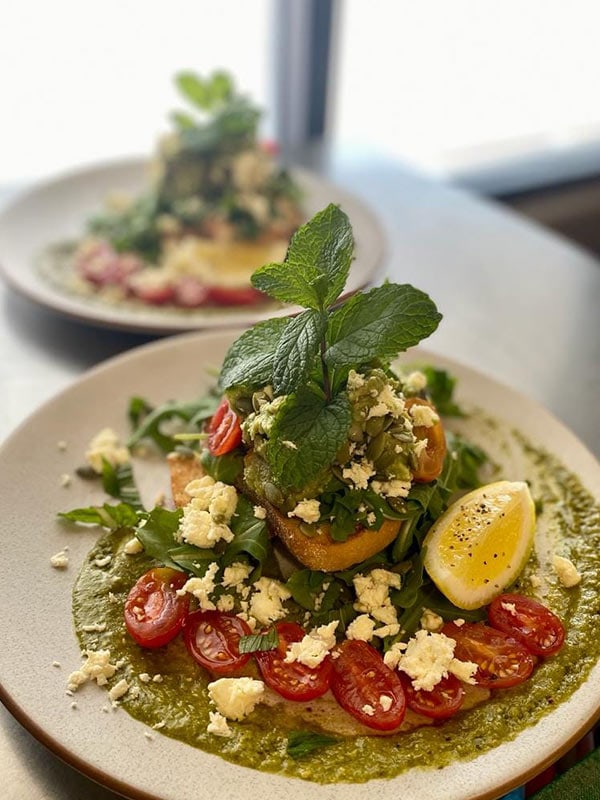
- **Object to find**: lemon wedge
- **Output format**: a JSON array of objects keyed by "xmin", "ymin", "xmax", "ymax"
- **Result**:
[{"xmin": 423, "ymin": 481, "xmax": 536, "ymax": 610}]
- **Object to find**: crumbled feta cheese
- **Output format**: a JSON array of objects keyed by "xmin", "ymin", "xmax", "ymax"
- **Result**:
[
  {"xmin": 403, "ymin": 371, "xmax": 428, "ymax": 393},
  {"xmin": 123, "ymin": 537, "xmax": 144, "ymax": 555},
  {"xmin": 282, "ymin": 440, "xmax": 298, "ymax": 450},
  {"xmin": 397, "ymin": 630, "xmax": 477, "ymax": 691},
  {"xmin": 57, "ymin": 440, "xmax": 67, "ymax": 451},
  {"xmin": 207, "ymin": 711, "xmax": 233, "ymax": 737},
  {"xmin": 67, "ymin": 650, "xmax": 117, "ymax": 692},
  {"xmin": 284, "ymin": 621, "xmax": 339, "ymax": 667},
  {"xmin": 370, "ymin": 479, "xmax": 412, "ymax": 499},
  {"xmin": 552, "ymin": 555, "xmax": 581, "ymax": 587},
  {"xmin": 353, "ymin": 569, "xmax": 401, "ymax": 626},
  {"xmin": 85, "ymin": 427, "xmax": 130, "ymax": 473},
  {"xmin": 178, "ymin": 563, "xmax": 220, "ymax": 610},
  {"xmin": 60, "ymin": 473, "xmax": 71, "ymax": 487},
  {"xmin": 347, "ymin": 370, "xmax": 365, "ymax": 390},
  {"xmin": 379, "ymin": 694, "xmax": 393, "ymax": 712},
  {"xmin": 361, "ymin": 704, "xmax": 375, "ymax": 716},
  {"xmin": 420, "ymin": 608, "xmax": 444, "ymax": 632},
  {"xmin": 178, "ymin": 506, "xmax": 234, "ymax": 548},
  {"xmin": 50, "ymin": 550, "xmax": 69, "ymax": 569},
  {"xmin": 81, "ymin": 622, "xmax": 107, "ymax": 633},
  {"xmin": 253, "ymin": 505, "xmax": 267, "ymax": 520},
  {"xmin": 372, "ymin": 623, "xmax": 401, "ymax": 638},
  {"xmin": 178, "ymin": 476, "xmax": 238, "ymax": 548},
  {"xmin": 346, "ymin": 615, "xmax": 376, "ymax": 641},
  {"xmin": 367, "ymin": 383, "xmax": 405, "ymax": 419},
  {"xmin": 108, "ymin": 679, "xmax": 130, "ymax": 702},
  {"xmin": 500, "ymin": 601, "xmax": 518, "ymax": 616},
  {"xmin": 208, "ymin": 677, "xmax": 265, "ymax": 720},
  {"xmin": 139, "ymin": 673, "xmax": 151, "ymax": 683},
  {"xmin": 343, "ymin": 460, "xmax": 376, "ymax": 490},
  {"xmin": 217, "ymin": 594, "xmax": 235, "ymax": 612},
  {"xmin": 408, "ymin": 404, "xmax": 439, "ymax": 428},
  {"xmin": 288, "ymin": 498, "xmax": 321, "ymax": 524},
  {"xmin": 94, "ymin": 554, "xmax": 112, "ymax": 568},
  {"xmin": 222, "ymin": 562, "xmax": 252, "ymax": 590},
  {"xmin": 248, "ymin": 577, "xmax": 291, "ymax": 625}
]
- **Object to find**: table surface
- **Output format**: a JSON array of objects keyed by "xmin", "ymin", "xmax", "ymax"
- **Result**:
[{"xmin": 1, "ymin": 146, "xmax": 599, "ymax": 800}]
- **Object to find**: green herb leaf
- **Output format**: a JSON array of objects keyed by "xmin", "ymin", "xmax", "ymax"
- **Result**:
[
  {"xmin": 127, "ymin": 396, "xmax": 219, "ymax": 453},
  {"xmin": 324, "ymin": 284, "xmax": 442, "ymax": 368},
  {"xmin": 265, "ymin": 389, "xmax": 351, "ymax": 490},
  {"xmin": 272, "ymin": 309, "xmax": 326, "ymax": 395},
  {"xmin": 223, "ymin": 495, "xmax": 270, "ymax": 566},
  {"xmin": 101, "ymin": 460, "xmax": 143, "ymax": 510},
  {"xmin": 175, "ymin": 71, "xmax": 233, "ymax": 111},
  {"xmin": 200, "ymin": 449, "xmax": 244, "ymax": 484},
  {"xmin": 251, "ymin": 204, "xmax": 353, "ymax": 309},
  {"xmin": 58, "ymin": 502, "xmax": 139, "ymax": 530},
  {"xmin": 218, "ymin": 318, "xmax": 291, "ymax": 391},
  {"xmin": 422, "ymin": 367, "xmax": 463, "ymax": 416},
  {"xmin": 239, "ymin": 628, "xmax": 279, "ymax": 654},
  {"xmin": 286, "ymin": 731, "xmax": 340, "ymax": 760},
  {"xmin": 135, "ymin": 507, "xmax": 186, "ymax": 570}
]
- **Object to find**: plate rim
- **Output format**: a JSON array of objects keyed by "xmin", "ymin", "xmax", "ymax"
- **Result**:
[
  {"xmin": 1, "ymin": 329, "xmax": 599, "ymax": 800},
  {"xmin": 0, "ymin": 156, "xmax": 385, "ymax": 335}
]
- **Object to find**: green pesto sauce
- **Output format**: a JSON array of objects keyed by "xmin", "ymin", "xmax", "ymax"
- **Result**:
[{"xmin": 72, "ymin": 422, "xmax": 600, "ymax": 784}]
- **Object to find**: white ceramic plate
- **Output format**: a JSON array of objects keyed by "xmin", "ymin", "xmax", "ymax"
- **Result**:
[
  {"xmin": 0, "ymin": 330, "xmax": 599, "ymax": 800},
  {"xmin": 0, "ymin": 158, "xmax": 384, "ymax": 334}
]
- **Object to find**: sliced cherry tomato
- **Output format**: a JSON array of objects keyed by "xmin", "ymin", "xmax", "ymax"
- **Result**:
[
  {"xmin": 254, "ymin": 621, "xmax": 333, "ymax": 701},
  {"xmin": 442, "ymin": 621, "xmax": 535, "ymax": 689},
  {"xmin": 405, "ymin": 397, "xmax": 446, "ymax": 483},
  {"xmin": 400, "ymin": 671, "xmax": 464, "ymax": 720},
  {"xmin": 330, "ymin": 640, "xmax": 406, "ymax": 731},
  {"xmin": 207, "ymin": 398, "xmax": 243, "ymax": 456},
  {"xmin": 124, "ymin": 567, "xmax": 189, "ymax": 649},
  {"xmin": 184, "ymin": 610, "xmax": 252, "ymax": 676},
  {"xmin": 203, "ymin": 285, "xmax": 265, "ymax": 306},
  {"xmin": 488, "ymin": 593, "xmax": 565, "ymax": 657}
]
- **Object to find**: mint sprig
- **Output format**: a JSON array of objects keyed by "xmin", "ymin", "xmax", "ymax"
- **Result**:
[{"xmin": 219, "ymin": 203, "xmax": 442, "ymax": 489}]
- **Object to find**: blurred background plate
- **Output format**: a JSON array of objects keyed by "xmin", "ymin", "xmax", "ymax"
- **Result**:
[{"xmin": 0, "ymin": 157, "xmax": 384, "ymax": 334}]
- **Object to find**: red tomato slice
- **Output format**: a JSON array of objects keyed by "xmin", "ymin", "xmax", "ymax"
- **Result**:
[
  {"xmin": 400, "ymin": 671, "xmax": 465, "ymax": 719},
  {"xmin": 254, "ymin": 621, "xmax": 333, "ymax": 701},
  {"xmin": 442, "ymin": 621, "xmax": 536, "ymax": 689},
  {"xmin": 207, "ymin": 398, "xmax": 243, "ymax": 456},
  {"xmin": 124, "ymin": 567, "xmax": 189, "ymax": 649},
  {"xmin": 203, "ymin": 285, "xmax": 266, "ymax": 306},
  {"xmin": 184, "ymin": 610, "xmax": 252, "ymax": 676},
  {"xmin": 405, "ymin": 397, "xmax": 446, "ymax": 483},
  {"xmin": 330, "ymin": 640, "xmax": 406, "ymax": 730},
  {"xmin": 488, "ymin": 594, "xmax": 565, "ymax": 657}
]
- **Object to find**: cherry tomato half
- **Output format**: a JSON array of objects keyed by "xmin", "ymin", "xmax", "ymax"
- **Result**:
[
  {"xmin": 254, "ymin": 621, "xmax": 333, "ymax": 701},
  {"xmin": 124, "ymin": 567, "xmax": 189, "ymax": 649},
  {"xmin": 207, "ymin": 398, "xmax": 243, "ymax": 456},
  {"xmin": 330, "ymin": 640, "xmax": 406, "ymax": 731},
  {"xmin": 488, "ymin": 594, "xmax": 565, "ymax": 657},
  {"xmin": 184, "ymin": 610, "xmax": 252, "ymax": 676},
  {"xmin": 400, "ymin": 671, "xmax": 465, "ymax": 720},
  {"xmin": 405, "ymin": 397, "xmax": 446, "ymax": 483},
  {"xmin": 442, "ymin": 621, "xmax": 536, "ymax": 689}
]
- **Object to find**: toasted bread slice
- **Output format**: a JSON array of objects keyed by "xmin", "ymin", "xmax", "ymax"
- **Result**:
[{"xmin": 167, "ymin": 452, "xmax": 402, "ymax": 571}]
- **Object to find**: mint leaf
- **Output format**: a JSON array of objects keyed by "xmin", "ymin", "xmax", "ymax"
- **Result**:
[
  {"xmin": 324, "ymin": 284, "xmax": 442, "ymax": 368},
  {"xmin": 175, "ymin": 71, "xmax": 232, "ymax": 111},
  {"xmin": 273, "ymin": 309, "xmax": 326, "ymax": 395},
  {"xmin": 239, "ymin": 628, "xmax": 279, "ymax": 654},
  {"xmin": 266, "ymin": 390, "xmax": 351, "ymax": 490},
  {"xmin": 251, "ymin": 204, "xmax": 353, "ymax": 309},
  {"xmin": 219, "ymin": 317, "xmax": 291, "ymax": 391}
]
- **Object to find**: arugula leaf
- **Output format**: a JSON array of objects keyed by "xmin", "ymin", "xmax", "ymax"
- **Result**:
[
  {"xmin": 59, "ymin": 502, "xmax": 139, "ymax": 529},
  {"xmin": 265, "ymin": 389, "xmax": 351, "ymax": 490},
  {"xmin": 422, "ymin": 367, "xmax": 463, "ymax": 416},
  {"xmin": 200, "ymin": 449, "xmax": 244, "ymax": 485},
  {"xmin": 324, "ymin": 284, "xmax": 442, "ymax": 368},
  {"xmin": 223, "ymin": 495, "xmax": 270, "ymax": 566},
  {"xmin": 272, "ymin": 309, "xmax": 326, "ymax": 395},
  {"xmin": 218, "ymin": 318, "xmax": 291, "ymax": 391},
  {"xmin": 286, "ymin": 731, "xmax": 340, "ymax": 759},
  {"xmin": 127, "ymin": 396, "xmax": 219, "ymax": 453},
  {"xmin": 101, "ymin": 460, "xmax": 143, "ymax": 510},
  {"xmin": 135, "ymin": 507, "xmax": 186, "ymax": 570},
  {"xmin": 239, "ymin": 628, "xmax": 279, "ymax": 654},
  {"xmin": 251, "ymin": 204, "xmax": 353, "ymax": 309}
]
